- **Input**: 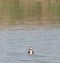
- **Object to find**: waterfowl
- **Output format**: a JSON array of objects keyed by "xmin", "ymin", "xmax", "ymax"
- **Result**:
[{"xmin": 28, "ymin": 47, "xmax": 34, "ymax": 55}]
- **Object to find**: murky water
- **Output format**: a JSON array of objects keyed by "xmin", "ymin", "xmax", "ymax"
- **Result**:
[{"xmin": 0, "ymin": 25, "xmax": 60, "ymax": 63}]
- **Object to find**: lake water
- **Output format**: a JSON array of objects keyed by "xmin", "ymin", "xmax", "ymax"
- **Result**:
[{"xmin": 0, "ymin": 25, "xmax": 60, "ymax": 63}]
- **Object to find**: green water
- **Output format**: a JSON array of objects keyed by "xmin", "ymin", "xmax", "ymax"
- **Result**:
[{"xmin": 0, "ymin": 0, "xmax": 60, "ymax": 25}]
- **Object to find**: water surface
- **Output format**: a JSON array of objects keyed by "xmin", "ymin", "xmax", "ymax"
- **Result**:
[{"xmin": 0, "ymin": 25, "xmax": 60, "ymax": 63}]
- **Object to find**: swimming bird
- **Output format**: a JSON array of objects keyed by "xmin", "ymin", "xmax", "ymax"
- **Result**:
[{"xmin": 28, "ymin": 47, "xmax": 34, "ymax": 55}]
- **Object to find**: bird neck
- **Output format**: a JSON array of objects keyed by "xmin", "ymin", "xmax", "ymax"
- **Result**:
[{"xmin": 29, "ymin": 50, "xmax": 33, "ymax": 54}]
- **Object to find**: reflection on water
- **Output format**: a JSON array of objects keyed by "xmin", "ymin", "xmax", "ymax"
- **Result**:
[{"xmin": 0, "ymin": 25, "xmax": 60, "ymax": 63}]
